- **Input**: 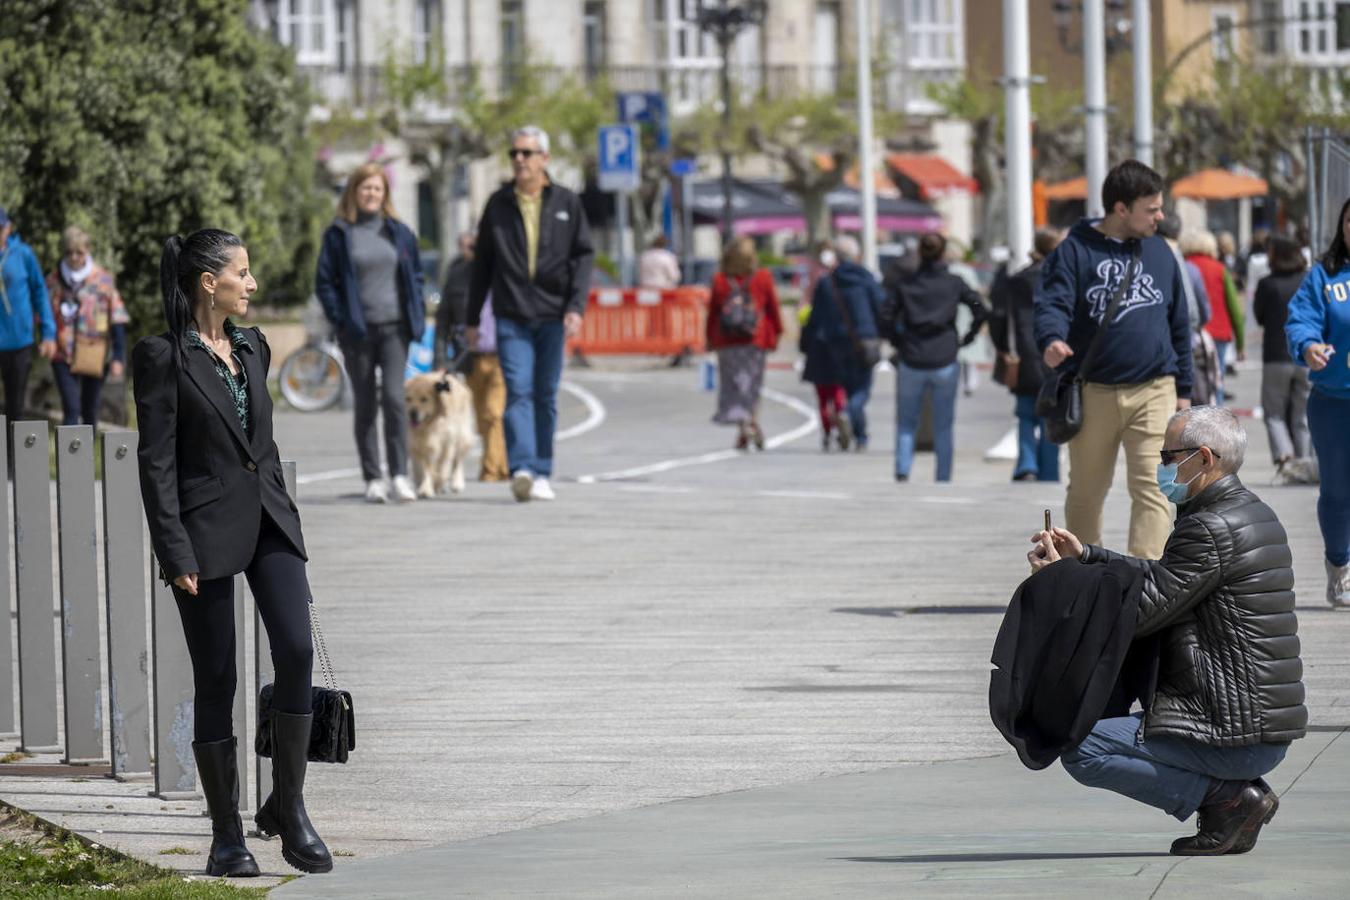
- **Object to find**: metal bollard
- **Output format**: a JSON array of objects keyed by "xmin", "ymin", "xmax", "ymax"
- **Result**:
[
  {"xmin": 55, "ymin": 425, "xmax": 105, "ymax": 764},
  {"xmin": 151, "ymin": 559, "xmax": 197, "ymax": 799},
  {"xmin": 13, "ymin": 421, "xmax": 59, "ymax": 751},
  {"xmin": 0, "ymin": 416, "xmax": 14, "ymax": 736},
  {"xmin": 102, "ymin": 431, "xmax": 151, "ymax": 778}
]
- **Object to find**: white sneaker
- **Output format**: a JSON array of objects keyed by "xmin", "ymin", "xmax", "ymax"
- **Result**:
[
  {"xmin": 1328, "ymin": 559, "xmax": 1350, "ymax": 608},
  {"xmin": 364, "ymin": 479, "xmax": 389, "ymax": 504},
  {"xmin": 391, "ymin": 475, "xmax": 418, "ymax": 503},
  {"xmin": 530, "ymin": 477, "xmax": 556, "ymax": 501},
  {"xmin": 511, "ymin": 470, "xmax": 534, "ymax": 503}
]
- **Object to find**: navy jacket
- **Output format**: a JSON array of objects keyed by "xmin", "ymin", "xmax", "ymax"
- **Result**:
[
  {"xmin": 800, "ymin": 261, "xmax": 882, "ymax": 386},
  {"xmin": 1034, "ymin": 219, "xmax": 1192, "ymax": 398},
  {"xmin": 881, "ymin": 261, "xmax": 987, "ymax": 370},
  {"xmin": 314, "ymin": 217, "xmax": 426, "ymax": 342}
]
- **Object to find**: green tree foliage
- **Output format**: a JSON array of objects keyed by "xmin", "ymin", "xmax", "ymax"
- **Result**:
[{"xmin": 0, "ymin": 0, "xmax": 327, "ymax": 337}]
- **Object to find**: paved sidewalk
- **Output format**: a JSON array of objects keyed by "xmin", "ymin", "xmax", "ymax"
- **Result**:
[{"xmin": 275, "ymin": 728, "xmax": 1349, "ymax": 898}]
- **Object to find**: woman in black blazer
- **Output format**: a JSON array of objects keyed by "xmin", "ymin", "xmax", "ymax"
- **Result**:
[{"xmin": 133, "ymin": 229, "xmax": 331, "ymax": 877}]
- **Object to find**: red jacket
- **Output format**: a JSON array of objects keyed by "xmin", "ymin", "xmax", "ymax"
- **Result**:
[
  {"xmin": 706, "ymin": 269, "xmax": 783, "ymax": 351},
  {"xmin": 1187, "ymin": 253, "xmax": 1234, "ymax": 343}
]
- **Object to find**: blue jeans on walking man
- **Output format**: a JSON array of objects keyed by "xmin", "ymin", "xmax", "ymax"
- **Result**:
[
  {"xmin": 846, "ymin": 368, "xmax": 874, "ymax": 449},
  {"xmin": 1062, "ymin": 714, "xmax": 1288, "ymax": 821},
  {"xmin": 1308, "ymin": 388, "xmax": 1350, "ymax": 568},
  {"xmin": 1014, "ymin": 394, "xmax": 1060, "ymax": 481},
  {"xmin": 895, "ymin": 362, "xmax": 959, "ymax": 481},
  {"xmin": 496, "ymin": 316, "xmax": 565, "ymax": 478}
]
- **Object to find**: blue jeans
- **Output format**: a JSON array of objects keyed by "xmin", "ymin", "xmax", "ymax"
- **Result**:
[
  {"xmin": 895, "ymin": 362, "xmax": 959, "ymax": 481},
  {"xmin": 52, "ymin": 361, "xmax": 106, "ymax": 426},
  {"xmin": 1308, "ymin": 388, "xmax": 1350, "ymax": 567},
  {"xmin": 1213, "ymin": 340, "xmax": 1231, "ymax": 405},
  {"xmin": 1061, "ymin": 714, "xmax": 1289, "ymax": 821},
  {"xmin": 846, "ymin": 369, "xmax": 874, "ymax": 447},
  {"xmin": 496, "ymin": 316, "xmax": 565, "ymax": 478},
  {"xmin": 1014, "ymin": 394, "xmax": 1059, "ymax": 481}
]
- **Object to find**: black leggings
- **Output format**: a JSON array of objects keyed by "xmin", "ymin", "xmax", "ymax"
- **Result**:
[{"xmin": 173, "ymin": 516, "xmax": 313, "ymax": 743}]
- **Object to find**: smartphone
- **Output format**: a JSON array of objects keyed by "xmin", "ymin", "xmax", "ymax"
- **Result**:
[{"xmin": 1044, "ymin": 509, "xmax": 1053, "ymax": 532}]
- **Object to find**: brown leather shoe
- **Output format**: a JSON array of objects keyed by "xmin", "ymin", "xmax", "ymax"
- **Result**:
[
  {"xmin": 1170, "ymin": 784, "xmax": 1276, "ymax": 856},
  {"xmin": 1228, "ymin": 779, "xmax": 1279, "ymax": 854}
]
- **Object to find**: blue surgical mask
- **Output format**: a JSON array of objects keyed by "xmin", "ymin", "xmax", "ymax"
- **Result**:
[{"xmin": 1156, "ymin": 451, "xmax": 1200, "ymax": 504}]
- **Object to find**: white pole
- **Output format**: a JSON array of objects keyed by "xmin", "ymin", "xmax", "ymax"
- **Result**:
[
  {"xmin": 1131, "ymin": 0, "xmax": 1153, "ymax": 167},
  {"xmin": 1083, "ymin": 0, "xmax": 1108, "ymax": 218},
  {"xmin": 856, "ymin": 0, "xmax": 878, "ymax": 273},
  {"xmin": 1003, "ymin": 0, "xmax": 1033, "ymax": 272}
]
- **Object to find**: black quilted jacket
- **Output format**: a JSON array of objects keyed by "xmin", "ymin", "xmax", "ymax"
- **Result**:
[{"xmin": 1083, "ymin": 475, "xmax": 1307, "ymax": 746}]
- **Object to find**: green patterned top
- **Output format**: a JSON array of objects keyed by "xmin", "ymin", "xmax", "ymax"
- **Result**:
[{"xmin": 187, "ymin": 322, "xmax": 251, "ymax": 436}]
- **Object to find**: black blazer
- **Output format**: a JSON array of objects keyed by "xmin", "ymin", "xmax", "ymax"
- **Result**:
[{"xmin": 132, "ymin": 326, "xmax": 306, "ymax": 583}]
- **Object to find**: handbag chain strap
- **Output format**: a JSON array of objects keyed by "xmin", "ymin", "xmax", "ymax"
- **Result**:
[
  {"xmin": 1076, "ymin": 242, "xmax": 1142, "ymax": 384},
  {"xmin": 307, "ymin": 599, "xmax": 340, "ymax": 692}
]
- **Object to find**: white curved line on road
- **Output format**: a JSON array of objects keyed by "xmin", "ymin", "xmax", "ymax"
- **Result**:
[
  {"xmin": 575, "ymin": 387, "xmax": 817, "ymax": 484},
  {"xmin": 295, "ymin": 380, "xmax": 606, "ymax": 486}
]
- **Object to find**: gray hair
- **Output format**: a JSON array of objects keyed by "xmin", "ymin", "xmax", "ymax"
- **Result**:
[
  {"xmin": 512, "ymin": 125, "xmax": 550, "ymax": 155},
  {"xmin": 1169, "ymin": 405, "xmax": 1246, "ymax": 473},
  {"xmin": 833, "ymin": 235, "xmax": 861, "ymax": 262}
]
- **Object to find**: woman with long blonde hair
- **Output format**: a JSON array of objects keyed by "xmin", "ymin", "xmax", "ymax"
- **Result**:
[{"xmin": 315, "ymin": 162, "xmax": 426, "ymax": 503}]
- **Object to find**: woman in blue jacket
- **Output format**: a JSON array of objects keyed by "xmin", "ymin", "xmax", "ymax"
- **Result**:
[
  {"xmin": 314, "ymin": 163, "xmax": 426, "ymax": 504},
  {"xmin": 1286, "ymin": 196, "xmax": 1350, "ymax": 607}
]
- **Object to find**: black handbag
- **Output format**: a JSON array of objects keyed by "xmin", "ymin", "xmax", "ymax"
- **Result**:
[
  {"xmin": 257, "ymin": 600, "xmax": 355, "ymax": 764},
  {"xmin": 828, "ymin": 275, "xmax": 882, "ymax": 368},
  {"xmin": 1036, "ymin": 245, "xmax": 1140, "ymax": 444},
  {"xmin": 718, "ymin": 277, "xmax": 760, "ymax": 339}
]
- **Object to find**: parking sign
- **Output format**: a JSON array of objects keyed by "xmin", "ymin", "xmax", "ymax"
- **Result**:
[{"xmin": 598, "ymin": 124, "xmax": 640, "ymax": 193}]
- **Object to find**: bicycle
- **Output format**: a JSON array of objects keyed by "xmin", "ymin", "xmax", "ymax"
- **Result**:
[{"xmin": 278, "ymin": 299, "xmax": 351, "ymax": 413}]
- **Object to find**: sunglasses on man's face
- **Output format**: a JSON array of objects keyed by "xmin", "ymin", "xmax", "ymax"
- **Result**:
[
  {"xmin": 1159, "ymin": 446, "xmax": 1221, "ymax": 465},
  {"xmin": 508, "ymin": 148, "xmax": 539, "ymax": 160}
]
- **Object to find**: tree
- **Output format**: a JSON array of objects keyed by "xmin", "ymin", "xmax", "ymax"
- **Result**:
[{"xmin": 0, "ymin": 0, "xmax": 326, "ymax": 337}]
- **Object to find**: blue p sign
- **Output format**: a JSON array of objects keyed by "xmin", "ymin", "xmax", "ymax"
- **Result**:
[{"xmin": 598, "ymin": 124, "xmax": 640, "ymax": 193}]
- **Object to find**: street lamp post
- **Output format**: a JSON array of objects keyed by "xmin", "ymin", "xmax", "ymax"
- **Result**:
[{"xmin": 696, "ymin": 0, "xmax": 766, "ymax": 244}]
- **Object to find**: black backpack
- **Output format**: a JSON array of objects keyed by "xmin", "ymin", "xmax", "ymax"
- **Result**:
[{"xmin": 718, "ymin": 276, "xmax": 759, "ymax": 339}]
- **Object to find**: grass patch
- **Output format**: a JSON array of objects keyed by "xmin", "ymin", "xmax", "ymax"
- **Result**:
[
  {"xmin": 0, "ymin": 752, "xmax": 32, "ymax": 765},
  {"xmin": 156, "ymin": 847, "xmax": 195, "ymax": 856},
  {"xmin": 0, "ymin": 805, "xmax": 265, "ymax": 899}
]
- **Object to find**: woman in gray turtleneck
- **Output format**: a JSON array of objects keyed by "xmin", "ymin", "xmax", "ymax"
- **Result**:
[{"xmin": 315, "ymin": 163, "xmax": 427, "ymax": 503}]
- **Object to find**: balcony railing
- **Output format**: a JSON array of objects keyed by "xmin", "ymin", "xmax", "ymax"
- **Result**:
[{"xmin": 297, "ymin": 62, "xmax": 964, "ymax": 118}]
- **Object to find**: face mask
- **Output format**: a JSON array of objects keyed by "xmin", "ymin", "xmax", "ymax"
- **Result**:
[
  {"xmin": 819, "ymin": 250, "xmax": 837, "ymax": 268},
  {"xmin": 1156, "ymin": 450, "xmax": 1201, "ymax": 504}
]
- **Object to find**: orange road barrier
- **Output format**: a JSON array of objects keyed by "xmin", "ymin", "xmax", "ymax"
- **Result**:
[{"xmin": 568, "ymin": 287, "xmax": 709, "ymax": 356}]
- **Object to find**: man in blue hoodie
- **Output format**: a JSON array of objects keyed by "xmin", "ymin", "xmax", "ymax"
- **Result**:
[
  {"xmin": 0, "ymin": 208, "xmax": 57, "ymax": 418},
  {"xmin": 1035, "ymin": 162, "xmax": 1193, "ymax": 560}
]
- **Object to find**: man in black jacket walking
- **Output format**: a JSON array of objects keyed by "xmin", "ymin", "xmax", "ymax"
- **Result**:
[
  {"xmin": 467, "ymin": 126, "xmax": 594, "ymax": 502},
  {"xmin": 1027, "ymin": 405, "xmax": 1306, "ymax": 856}
]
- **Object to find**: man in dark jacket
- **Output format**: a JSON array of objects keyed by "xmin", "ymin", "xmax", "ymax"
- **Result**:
[
  {"xmin": 467, "ymin": 125, "xmax": 594, "ymax": 503},
  {"xmin": 433, "ymin": 231, "xmax": 475, "ymax": 371},
  {"xmin": 1028, "ymin": 405, "xmax": 1306, "ymax": 856},
  {"xmin": 1035, "ymin": 160, "xmax": 1194, "ymax": 560}
]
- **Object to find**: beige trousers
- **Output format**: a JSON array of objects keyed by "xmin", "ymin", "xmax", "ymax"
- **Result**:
[
  {"xmin": 466, "ymin": 353, "xmax": 509, "ymax": 481},
  {"xmin": 1065, "ymin": 377, "xmax": 1177, "ymax": 559}
]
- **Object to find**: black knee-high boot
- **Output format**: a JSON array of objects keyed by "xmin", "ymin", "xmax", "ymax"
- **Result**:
[
  {"xmin": 193, "ymin": 738, "xmax": 260, "ymax": 877},
  {"xmin": 255, "ymin": 712, "xmax": 333, "ymax": 873}
]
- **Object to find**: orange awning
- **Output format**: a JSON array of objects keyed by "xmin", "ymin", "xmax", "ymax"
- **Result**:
[
  {"xmin": 812, "ymin": 154, "xmax": 899, "ymax": 196},
  {"xmin": 885, "ymin": 153, "xmax": 979, "ymax": 200},
  {"xmin": 1043, "ymin": 176, "xmax": 1087, "ymax": 201},
  {"xmin": 1171, "ymin": 168, "xmax": 1269, "ymax": 201}
]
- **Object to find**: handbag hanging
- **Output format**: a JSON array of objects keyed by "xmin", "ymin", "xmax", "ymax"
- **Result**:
[
  {"xmin": 994, "ymin": 289, "xmax": 1021, "ymax": 390},
  {"xmin": 70, "ymin": 335, "xmax": 109, "ymax": 378},
  {"xmin": 1036, "ymin": 244, "xmax": 1141, "ymax": 445},
  {"xmin": 828, "ymin": 275, "xmax": 882, "ymax": 368},
  {"xmin": 256, "ymin": 599, "xmax": 355, "ymax": 765}
]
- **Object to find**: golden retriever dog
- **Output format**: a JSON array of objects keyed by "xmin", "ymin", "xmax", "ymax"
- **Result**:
[{"xmin": 404, "ymin": 371, "xmax": 475, "ymax": 497}]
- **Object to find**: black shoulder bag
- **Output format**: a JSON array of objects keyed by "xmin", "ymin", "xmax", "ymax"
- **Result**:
[
  {"xmin": 257, "ymin": 599, "xmax": 355, "ymax": 764},
  {"xmin": 828, "ymin": 276, "xmax": 883, "ymax": 368},
  {"xmin": 1035, "ymin": 244, "xmax": 1140, "ymax": 445}
]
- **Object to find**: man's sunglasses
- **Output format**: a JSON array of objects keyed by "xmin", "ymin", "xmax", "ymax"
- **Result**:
[
  {"xmin": 1159, "ymin": 446, "xmax": 1220, "ymax": 464},
  {"xmin": 508, "ymin": 148, "xmax": 539, "ymax": 159}
]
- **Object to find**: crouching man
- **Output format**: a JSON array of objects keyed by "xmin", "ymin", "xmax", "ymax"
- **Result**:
[{"xmin": 1028, "ymin": 405, "xmax": 1306, "ymax": 855}]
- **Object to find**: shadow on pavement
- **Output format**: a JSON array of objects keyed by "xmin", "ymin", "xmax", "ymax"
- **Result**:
[{"xmin": 837, "ymin": 851, "xmax": 1171, "ymax": 863}]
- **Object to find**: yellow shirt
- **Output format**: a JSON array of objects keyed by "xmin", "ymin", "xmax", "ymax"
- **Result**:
[{"xmin": 515, "ymin": 189, "xmax": 543, "ymax": 279}]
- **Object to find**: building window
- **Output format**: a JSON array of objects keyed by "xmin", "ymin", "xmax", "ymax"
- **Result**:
[
  {"xmin": 1211, "ymin": 10, "xmax": 1237, "ymax": 62},
  {"xmin": 584, "ymin": 1, "xmax": 606, "ymax": 81},
  {"xmin": 279, "ymin": 0, "xmax": 336, "ymax": 66},
  {"xmin": 1338, "ymin": 2, "xmax": 1350, "ymax": 50},
  {"xmin": 335, "ymin": 0, "xmax": 354, "ymax": 72},
  {"xmin": 501, "ymin": 0, "xmax": 524, "ymax": 90},
  {"xmin": 414, "ymin": 0, "xmax": 441, "ymax": 66},
  {"xmin": 1260, "ymin": 1, "xmax": 1280, "ymax": 54},
  {"xmin": 813, "ymin": 1, "xmax": 840, "ymax": 93},
  {"xmin": 658, "ymin": 0, "xmax": 722, "ymax": 111},
  {"xmin": 907, "ymin": 0, "xmax": 963, "ymax": 69}
]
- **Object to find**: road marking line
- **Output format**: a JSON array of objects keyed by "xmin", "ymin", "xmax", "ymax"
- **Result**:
[
  {"xmin": 757, "ymin": 490, "xmax": 852, "ymax": 500},
  {"xmin": 617, "ymin": 484, "xmax": 699, "ymax": 495},
  {"xmin": 295, "ymin": 380, "xmax": 606, "ymax": 486},
  {"xmin": 575, "ymin": 387, "xmax": 817, "ymax": 483}
]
